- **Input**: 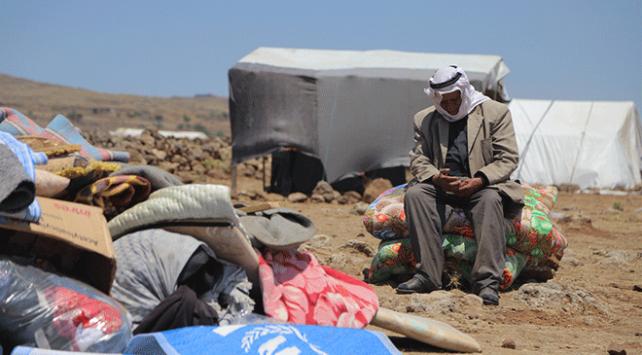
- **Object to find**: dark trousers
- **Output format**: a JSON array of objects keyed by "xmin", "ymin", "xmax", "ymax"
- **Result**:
[{"xmin": 404, "ymin": 182, "xmax": 508, "ymax": 292}]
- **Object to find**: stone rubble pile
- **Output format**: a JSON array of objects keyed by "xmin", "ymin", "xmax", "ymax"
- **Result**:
[
  {"xmin": 86, "ymin": 129, "xmax": 264, "ymax": 183},
  {"xmin": 88, "ymin": 130, "xmax": 392, "ymax": 206}
]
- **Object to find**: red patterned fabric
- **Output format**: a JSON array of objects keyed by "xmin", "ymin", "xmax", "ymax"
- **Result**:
[
  {"xmin": 45, "ymin": 286, "xmax": 123, "ymax": 340},
  {"xmin": 259, "ymin": 250, "xmax": 378, "ymax": 328}
]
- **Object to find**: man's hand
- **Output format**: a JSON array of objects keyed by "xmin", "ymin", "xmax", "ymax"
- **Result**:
[
  {"xmin": 454, "ymin": 177, "xmax": 485, "ymax": 198},
  {"xmin": 432, "ymin": 169, "xmax": 462, "ymax": 193}
]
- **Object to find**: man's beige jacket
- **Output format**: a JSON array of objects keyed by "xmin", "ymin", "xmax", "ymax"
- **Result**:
[{"xmin": 409, "ymin": 100, "xmax": 523, "ymax": 204}]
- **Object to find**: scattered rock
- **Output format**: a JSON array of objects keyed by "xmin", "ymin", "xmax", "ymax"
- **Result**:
[
  {"xmin": 325, "ymin": 254, "xmax": 349, "ymax": 269},
  {"xmin": 323, "ymin": 192, "xmax": 335, "ymax": 203},
  {"xmin": 555, "ymin": 210, "xmax": 592, "ymax": 225},
  {"xmin": 501, "ymin": 338, "xmax": 516, "ymax": 349},
  {"xmin": 87, "ymin": 129, "xmax": 262, "ymax": 183},
  {"xmin": 242, "ymin": 165, "xmax": 256, "ymax": 177},
  {"xmin": 343, "ymin": 190, "xmax": 362, "ymax": 204},
  {"xmin": 150, "ymin": 148, "xmax": 167, "ymax": 160},
  {"xmin": 517, "ymin": 281, "xmax": 609, "ymax": 315},
  {"xmin": 462, "ymin": 294, "xmax": 483, "ymax": 307},
  {"xmin": 406, "ymin": 291, "xmax": 457, "ymax": 314},
  {"xmin": 158, "ymin": 161, "xmax": 179, "ymax": 173},
  {"xmin": 191, "ymin": 162, "xmax": 206, "ymax": 175},
  {"xmin": 561, "ymin": 256, "xmax": 582, "ymax": 267},
  {"xmin": 594, "ymin": 250, "xmax": 639, "ymax": 265},
  {"xmin": 310, "ymin": 194, "xmax": 325, "ymax": 203},
  {"xmin": 633, "ymin": 285, "xmax": 642, "ymax": 292},
  {"xmin": 237, "ymin": 190, "xmax": 266, "ymax": 201},
  {"xmin": 337, "ymin": 195, "xmax": 349, "ymax": 204},
  {"xmin": 287, "ymin": 192, "xmax": 308, "ymax": 203},
  {"xmin": 352, "ymin": 202, "xmax": 369, "ymax": 215},
  {"xmin": 139, "ymin": 131, "xmax": 156, "ymax": 146},
  {"xmin": 301, "ymin": 234, "xmax": 330, "ymax": 251},
  {"xmin": 341, "ymin": 240, "xmax": 374, "ymax": 257},
  {"xmin": 312, "ymin": 181, "xmax": 334, "ymax": 196},
  {"xmin": 607, "ymin": 344, "xmax": 627, "ymax": 355},
  {"xmin": 606, "ymin": 207, "xmax": 623, "ymax": 214},
  {"xmin": 363, "ymin": 178, "xmax": 393, "ymax": 203}
]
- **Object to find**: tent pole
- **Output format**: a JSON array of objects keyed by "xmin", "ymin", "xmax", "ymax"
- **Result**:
[
  {"xmin": 262, "ymin": 156, "xmax": 268, "ymax": 192},
  {"xmin": 231, "ymin": 163, "xmax": 238, "ymax": 197}
]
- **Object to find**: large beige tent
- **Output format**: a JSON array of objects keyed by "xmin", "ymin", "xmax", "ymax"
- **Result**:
[{"xmin": 509, "ymin": 99, "xmax": 641, "ymax": 189}]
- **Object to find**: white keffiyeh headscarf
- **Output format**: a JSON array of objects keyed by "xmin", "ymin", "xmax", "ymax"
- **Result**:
[{"xmin": 424, "ymin": 65, "xmax": 489, "ymax": 122}]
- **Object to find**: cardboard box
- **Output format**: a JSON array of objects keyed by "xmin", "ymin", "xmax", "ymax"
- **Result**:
[{"xmin": 0, "ymin": 197, "xmax": 115, "ymax": 294}]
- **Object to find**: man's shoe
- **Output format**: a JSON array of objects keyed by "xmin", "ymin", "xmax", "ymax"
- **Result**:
[
  {"xmin": 479, "ymin": 287, "xmax": 499, "ymax": 305},
  {"xmin": 396, "ymin": 276, "xmax": 437, "ymax": 294}
]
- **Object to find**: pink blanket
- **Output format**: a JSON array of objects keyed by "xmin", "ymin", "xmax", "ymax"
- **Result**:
[{"xmin": 259, "ymin": 250, "xmax": 378, "ymax": 328}]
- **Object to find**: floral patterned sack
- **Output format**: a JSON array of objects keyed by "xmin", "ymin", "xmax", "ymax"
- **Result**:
[
  {"xmin": 362, "ymin": 183, "xmax": 566, "ymax": 287},
  {"xmin": 363, "ymin": 239, "xmax": 416, "ymax": 283},
  {"xmin": 365, "ymin": 238, "xmax": 528, "ymax": 290},
  {"xmin": 364, "ymin": 184, "xmax": 567, "ymax": 265},
  {"xmin": 362, "ymin": 184, "xmax": 408, "ymax": 240},
  {"xmin": 445, "ymin": 248, "xmax": 529, "ymax": 290},
  {"xmin": 509, "ymin": 208, "xmax": 567, "ymax": 264},
  {"xmin": 442, "ymin": 185, "xmax": 565, "ymax": 264},
  {"xmin": 522, "ymin": 185, "xmax": 558, "ymax": 213},
  {"xmin": 505, "ymin": 185, "xmax": 566, "ymax": 264}
]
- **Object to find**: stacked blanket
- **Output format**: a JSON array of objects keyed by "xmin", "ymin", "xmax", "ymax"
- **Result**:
[
  {"xmin": 259, "ymin": 249, "xmax": 379, "ymax": 328},
  {"xmin": 363, "ymin": 184, "xmax": 567, "ymax": 289},
  {"xmin": 0, "ymin": 108, "xmax": 129, "ymax": 162}
]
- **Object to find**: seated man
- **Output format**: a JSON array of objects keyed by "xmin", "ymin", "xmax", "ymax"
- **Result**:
[{"xmin": 397, "ymin": 65, "xmax": 523, "ymax": 305}]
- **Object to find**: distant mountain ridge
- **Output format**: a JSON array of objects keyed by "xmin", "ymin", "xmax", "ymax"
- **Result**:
[{"xmin": 0, "ymin": 73, "xmax": 230, "ymax": 136}]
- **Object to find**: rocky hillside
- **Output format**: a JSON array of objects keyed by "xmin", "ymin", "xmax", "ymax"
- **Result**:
[{"xmin": 0, "ymin": 73, "xmax": 229, "ymax": 136}]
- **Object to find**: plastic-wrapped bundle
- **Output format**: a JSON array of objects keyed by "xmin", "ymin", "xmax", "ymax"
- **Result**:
[
  {"xmin": 362, "ymin": 184, "xmax": 408, "ymax": 240},
  {"xmin": 509, "ymin": 204, "xmax": 567, "ymax": 264},
  {"xmin": 522, "ymin": 185, "xmax": 558, "ymax": 213},
  {"xmin": 363, "ymin": 184, "xmax": 567, "ymax": 265},
  {"xmin": 443, "ymin": 185, "xmax": 567, "ymax": 264},
  {"xmin": 363, "ymin": 239, "xmax": 416, "ymax": 283},
  {"xmin": 364, "ymin": 237, "xmax": 529, "ymax": 290},
  {"xmin": 444, "ymin": 248, "xmax": 529, "ymax": 290},
  {"xmin": 0, "ymin": 259, "xmax": 132, "ymax": 352}
]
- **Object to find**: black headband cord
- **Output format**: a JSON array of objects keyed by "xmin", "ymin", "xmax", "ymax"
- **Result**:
[{"xmin": 429, "ymin": 71, "xmax": 462, "ymax": 89}]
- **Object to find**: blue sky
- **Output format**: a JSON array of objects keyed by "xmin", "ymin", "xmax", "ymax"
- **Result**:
[{"xmin": 1, "ymin": 0, "xmax": 640, "ymax": 109}]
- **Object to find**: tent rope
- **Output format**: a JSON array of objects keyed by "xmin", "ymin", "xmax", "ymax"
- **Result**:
[
  {"xmin": 515, "ymin": 100, "xmax": 554, "ymax": 180},
  {"xmin": 569, "ymin": 102, "xmax": 594, "ymax": 185}
]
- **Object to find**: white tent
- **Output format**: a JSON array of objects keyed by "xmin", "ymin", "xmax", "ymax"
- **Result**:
[
  {"xmin": 230, "ymin": 47, "xmax": 511, "ymax": 185},
  {"xmin": 509, "ymin": 99, "xmax": 642, "ymax": 189}
]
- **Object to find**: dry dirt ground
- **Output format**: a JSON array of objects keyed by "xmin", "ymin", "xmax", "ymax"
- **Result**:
[{"xmin": 219, "ymin": 176, "xmax": 642, "ymax": 355}]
